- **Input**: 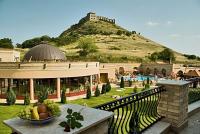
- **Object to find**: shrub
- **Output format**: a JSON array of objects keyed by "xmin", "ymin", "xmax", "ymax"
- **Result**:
[
  {"xmin": 101, "ymin": 84, "xmax": 107, "ymax": 94},
  {"xmin": 147, "ymin": 77, "xmax": 150, "ymax": 84},
  {"xmin": 188, "ymin": 88, "xmax": 200, "ymax": 104},
  {"xmin": 144, "ymin": 84, "xmax": 150, "ymax": 89},
  {"xmin": 117, "ymin": 30, "xmax": 123, "ymax": 35},
  {"xmin": 120, "ymin": 77, "xmax": 124, "ymax": 88},
  {"xmin": 133, "ymin": 86, "xmax": 137, "ymax": 93},
  {"xmin": 61, "ymin": 88, "xmax": 67, "ymax": 104},
  {"xmin": 128, "ymin": 80, "xmax": 132, "ymax": 87},
  {"xmin": 6, "ymin": 88, "xmax": 16, "ymax": 105},
  {"xmin": 106, "ymin": 81, "xmax": 111, "ymax": 92},
  {"xmin": 38, "ymin": 86, "xmax": 49, "ymax": 103},
  {"xmin": 94, "ymin": 86, "xmax": 100, "ymax": 97},
  {"xmin": 24, "ymin": 93, "xmax": 30, "ymax": 105},
  {"xmin": 86, "ymin": 86, "xmax": 91, "ymax": 99}
]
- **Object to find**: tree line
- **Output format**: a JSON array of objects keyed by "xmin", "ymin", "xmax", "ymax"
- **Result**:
[{"xmin": 148, "ymin": 48, "xmax": 176, "ymax": 63}]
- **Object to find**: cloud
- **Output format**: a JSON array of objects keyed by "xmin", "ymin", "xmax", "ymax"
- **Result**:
[
  {"xmin": 146, "ymin": 21, "xmax": 159, "ymax": 26},
  {"xmin": 169, "ymin": 34, "xmax": 181, "ymax": 38},
  {"xmin": 166, "ymin": 21, "xmax": 173, "ymax": 25}
]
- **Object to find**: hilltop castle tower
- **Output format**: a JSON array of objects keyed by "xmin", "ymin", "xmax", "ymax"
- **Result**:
[{"xmin": 85, "ymin": 12, "xmax": 115, "ymax": 24}]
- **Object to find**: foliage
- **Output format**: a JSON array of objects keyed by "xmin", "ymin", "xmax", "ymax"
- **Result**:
[
  {"xmin": 101, "ymin": 84, "xmax": 107, "ymax": 94},
  {"xmin": 183, "ymin": 54, "xmax": 200, "ymax": 60},
  {"xmin": 21, "ymin": 35, "xmax": 51, "ymax": 48},
  {"xmin": 147, "ymin": 77, "xmax": 150, "ymax": 85},
  {"xmin": 106, "ymin": 81, "xmax": 111, "ymax": 92},
  {"xmin": 131, "ymin": 31, "xmax": 137, "ymax": 34},
  {"xmin": 59, "ymin": 108, "xmax": 84, "ymax": 130},
  {"xmin": 76, "ymin": 38, "xmax": 98, "ymax": 57},
  {"xmin": 149, "ymin": 48, "xmax": 175, "ymax": 63},
  {"xmin": 125, "ymin": 31, "xmax": 132, "ymax": 36},
  {"xmin": 0, "ymin": 38, "xmax": 13, "ymax": 49},
  {"xmin": 55, "ymin": 32, "xmax": 80, "ymax": 46},
  {"xmin": 128, "ymin": 80, "xmax": 132, "ymax": 87},
  {"xmin": 61, "ymin": 88, "xmax": 67, "ymax": 104},
  {"xmin": 86, "ymin": 86, "xmax": 91, "ymax": 99},
  {"xmin": 24, "ymin": 93, "xmax": 30, "ymax": 105},
  {"xmin": 120, "ymin": 77, "xmax": 125, "ymax": 88},
  {"xmin": 94, "ymin": 86, "xmax": 100, "ymax": 97},
  {"xmin": 144, "ymin": 84, "xmax": 150, "ymax": 89},
  {"xmin": 149, "ymin": 52, "xmax": 159, "ymax": 62},
  {"xmin": 6, "ymin": 88, "xmax": 16, "ymax": 105},
  {"xmin": 133, "ymin": 86, "xmax": 137, "ymax": 93},
  {"xmin": 117, "ymin": 30, "xmax": 123, "ymax": 35},
  {"xmin": 37, "ymin": 86, "xmax": 49, "ymax": 103},
  {"xmin": 188, "ymin": 88, "xmax": 200, "ymax": 104},
  {"xmin": 159, "ymin": 48, "xmax": 175, "ymax": 63}
]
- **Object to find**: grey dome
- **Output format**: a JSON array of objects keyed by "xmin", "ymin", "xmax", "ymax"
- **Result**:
[{"xmin": 23, "ymin": 43, "xmax": 66, "ymax": 61}]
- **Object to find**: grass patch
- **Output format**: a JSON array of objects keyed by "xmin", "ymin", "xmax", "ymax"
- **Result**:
[
  {"xmin": 68, "ymin": 88, "xmax": 141, "ymax": 107},
  {"xmin": 0, "ymin": 88, "xmax": 140, "ymax": 133},
  {"xmin": 0, "ymin": 104, "xmax": 25, "ymax": 134}
]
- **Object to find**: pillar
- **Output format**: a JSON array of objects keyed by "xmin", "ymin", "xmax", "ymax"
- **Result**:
[
  {"xmin": 157, "ymin": 80, "xmax": 190, "ymax": 133},
  {"xmin": 5, "ymin": 79, "xmax": 8, "ymax": 88},
  {"xmin": 29, "ymin": 78, "xmax": 34, "ymax": 101},
  {"xmin": 90, "ymin": 75, "xmax": 93, "ymax": 92},
  {"xmin": 56, "ymin": 78, "xmax": 61, "ymax": 99}
]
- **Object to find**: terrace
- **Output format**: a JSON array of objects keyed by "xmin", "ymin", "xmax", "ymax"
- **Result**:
[{"xmin": 1, "ymin": 77, "xmax": 200, "ymax": 134}]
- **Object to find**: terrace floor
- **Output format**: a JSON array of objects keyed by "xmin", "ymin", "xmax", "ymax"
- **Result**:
[{"xmin": 179, "ymin": 110, "xmax": 200, "ymax": 134}]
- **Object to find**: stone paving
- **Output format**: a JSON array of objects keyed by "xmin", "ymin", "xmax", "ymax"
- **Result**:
[{"xmin": 179, "ymin": 111, "xmax": 200, "ymax": 134}]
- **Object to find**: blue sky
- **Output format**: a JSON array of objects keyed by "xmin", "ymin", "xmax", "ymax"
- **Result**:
[{"xmin": 0, "ymin": 0, "xmax": 200, "ymax": 56}]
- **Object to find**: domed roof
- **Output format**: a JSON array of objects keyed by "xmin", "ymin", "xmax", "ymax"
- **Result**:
[{"xmin": 23, "ymin": 43, "xmax": 66, "ymax": 61}]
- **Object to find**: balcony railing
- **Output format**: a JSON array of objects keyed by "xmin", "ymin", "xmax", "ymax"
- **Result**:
[{"xmin": 94, "ymin": 86, "xmax": 166, "ymax": 134}]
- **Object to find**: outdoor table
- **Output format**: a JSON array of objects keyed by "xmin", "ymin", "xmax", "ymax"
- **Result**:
[{"xmin": 3, "ymin": 104, "xmax": 113, "ymax": 134}]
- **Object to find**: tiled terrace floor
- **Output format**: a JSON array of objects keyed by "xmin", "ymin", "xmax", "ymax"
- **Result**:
[{"xmin": 179, "ymin": 110, "xmax": 200, "ymax": 134}]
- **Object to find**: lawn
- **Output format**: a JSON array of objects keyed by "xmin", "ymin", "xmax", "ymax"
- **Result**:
[
  {"xmin": 0, "ymin": 105, "xmax": 25, "ymax": 134},
  {"xmin": 0, "ymin": 87, "xmax": 140, "ymax": 134}
]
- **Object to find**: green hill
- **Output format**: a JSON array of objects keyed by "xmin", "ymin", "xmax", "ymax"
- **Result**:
[
  {"xmin": 60, "ymin": 20, "xmax": 128, "ymax": 37},
  {"xmin": 17, "ymin": 13, "xmax": 199, "ymax": 64}
]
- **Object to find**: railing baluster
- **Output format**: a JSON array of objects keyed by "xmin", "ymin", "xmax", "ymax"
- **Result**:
[{"xmin": 94, "ymin": 86, "xmax": 166, "ymax": 134}]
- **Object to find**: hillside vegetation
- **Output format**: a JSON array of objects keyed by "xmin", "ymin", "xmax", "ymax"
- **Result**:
[{"xmin": 13, "ymin": 16, "xmax": 200, "ymax": 63}]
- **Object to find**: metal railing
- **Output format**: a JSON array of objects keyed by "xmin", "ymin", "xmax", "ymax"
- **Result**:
[
  {"xmin": 94, "ymin": 86, "xmax": 166, "ymax": 134},
  {"xmin": 186, "ymin": 77, "xmax": 200, "ymax": 88}
]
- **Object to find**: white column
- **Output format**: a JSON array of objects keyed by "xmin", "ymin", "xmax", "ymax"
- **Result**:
[
  {"xmin": 90, "ymin": 75, "xmax": 93, "ymax": 92},
  {"xmin": 29, "ymin": 78, "xmax": 34, "ymax": 100},
  {"xmin": 56, "ymin": 78, "xmax": 61, "ymax": 99}
]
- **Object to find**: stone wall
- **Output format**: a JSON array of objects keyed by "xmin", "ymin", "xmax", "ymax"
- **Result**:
[
  {"xmin": 157, "ymin": 80, "xmax": 189, "ymax": 133},
  {"xmin": 86, "ymin": 12, "xmax": 115, "ymax": 24}
]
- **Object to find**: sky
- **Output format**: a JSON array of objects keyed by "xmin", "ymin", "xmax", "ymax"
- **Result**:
[{"xmin": 0, "ymin": 0, "xmax": 200, "ymax": 56}]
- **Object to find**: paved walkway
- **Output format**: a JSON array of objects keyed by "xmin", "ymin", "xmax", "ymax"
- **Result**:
[{"xmin": 179, "ymin": 111, "xmax": 200, "ymax": 134}]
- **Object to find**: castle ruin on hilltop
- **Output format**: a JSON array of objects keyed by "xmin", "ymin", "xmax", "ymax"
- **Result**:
[{"xmin": 85, "ymin": 12, "xmax": 115, "ymax": 24}]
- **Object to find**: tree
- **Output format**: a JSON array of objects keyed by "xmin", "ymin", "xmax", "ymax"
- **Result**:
[
  {"xmin": 6, "ymin": 88, "xmax": 16, "ymax": 105},
  {"xmin": 117, "ymin": 30, "xmax": 123, "ymax": 35},
  {"xmin": 101, "ymin": 84, "xmax": 107, "ymax": 94},
  {"xmin": 120, "ymin": 77, "xmax": 124, "ymax": 88},
  {"xmin": 21, "ymin": 35, "xmax": 52, "ymax": 48},
  {"xmin": 86, "ymin": 86, "xmax": 91, "ymax": 99},
  {"xmin": 159, "ymin": 48, "xmax": 175, "ymax": 63},
  {"xmin": 106, "ymin": 81, "xmax": 111, "ymax": 92},
  {"xmin": 24, "ymin": 93, "xmax": 30, "ymax": 105},
  {"xmin": 126, "ymin": 31, "xmax": 132, "ymax": 36},
  {"xmin": 76, "ymin": 38, "xmax": 98, "ymax": 57},
  {"xmin": 38, "ymin": 86, "xmax": 49, "ymax": 103},
  {"xmin": 61, "ymin": 88, "xmax": 67, "ymax": 104},
  {"xmin": 94, "ymin": 86, "xmax": 100, "ymax": 97},
  {"xmin": 0, "ymin": 38, "xmax": 14, "ymax": 49},
  {"xmin": 149, "ymin": 52, "xmax": 159, "ymax": 62}
]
